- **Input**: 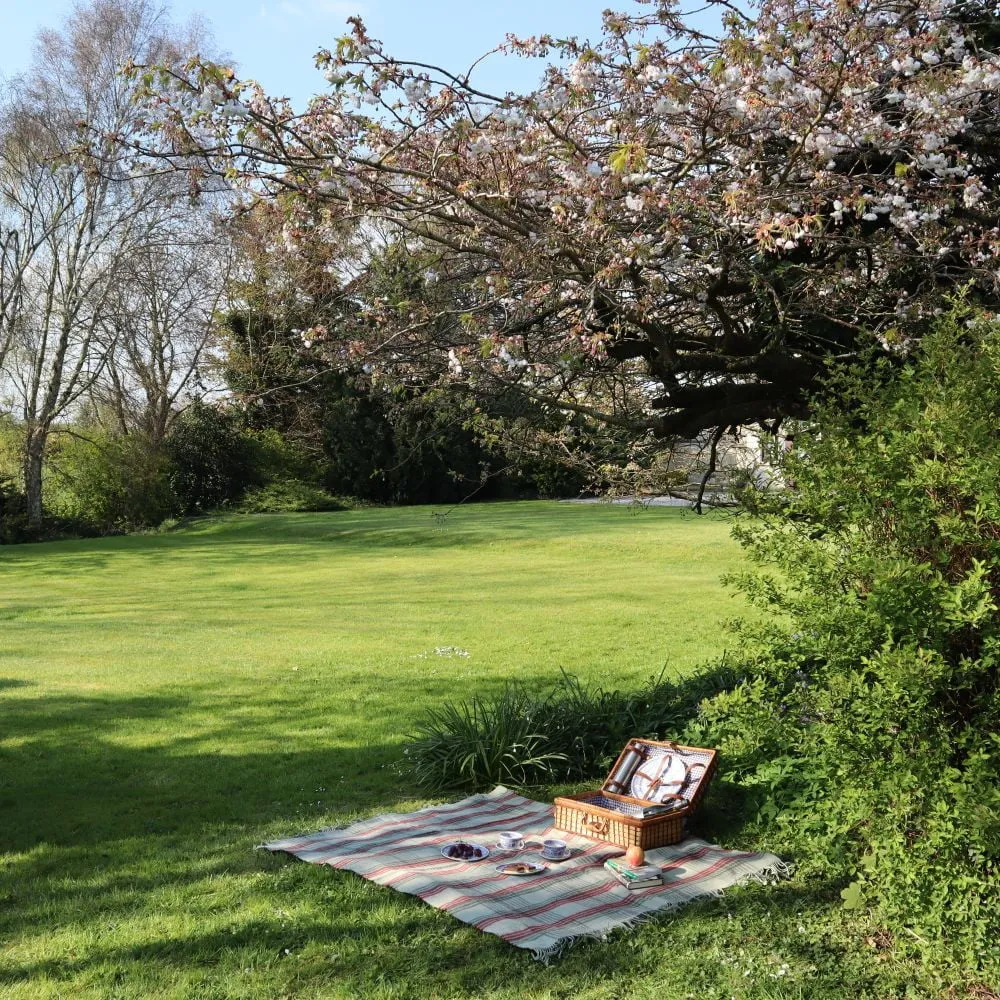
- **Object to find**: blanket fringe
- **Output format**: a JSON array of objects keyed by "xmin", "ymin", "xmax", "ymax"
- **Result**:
[{"xmin": 743, "ymin": 860, "xmax": 795, "ymax": 883}]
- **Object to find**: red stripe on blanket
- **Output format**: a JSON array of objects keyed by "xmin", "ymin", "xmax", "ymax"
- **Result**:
[
  {"xmin": 292, "ymin": 797, "xmax": 545, "ymax": 864},
  {"xmin": 409, "ymin": 845, "xmax": 620, "ymax": 903},
  {"xmin": 380, "ymin": 843, "xmax": 617, "ymax": 899},
  {"xmin": 459, "ymin": 847, "xmax": 715, "ymax": 929},
  {"xmin": 433, "ymin": 846, "xmax": 715, "ymax": 915},
  {"xmin": 334, "ymin": 804, "xmax": 554, "ymax": 875},
  {"xmin": 500, "ymin": 853, "xmax": 740, "ymax": 942}
]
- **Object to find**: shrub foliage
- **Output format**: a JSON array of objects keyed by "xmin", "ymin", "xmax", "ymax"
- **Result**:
[
  {"xmin": 236, "ymin": 479, "xmax": 348, "ymax": 514},
  {"xmin": 46, "ymin": 431, "xmax": 178, "ymax": 530},
  {"xmin": 701, "ymin": 313, "xmax": 1000, "ymax": 970},
  {"xmin": 164, "ymin": 403, "xmax": 259, "ymax": 514}
]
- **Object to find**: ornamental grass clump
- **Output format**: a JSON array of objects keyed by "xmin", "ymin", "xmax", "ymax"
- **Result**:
[
  {"xmin": 404, "ymin": 663, "xmax": 744, "ymax": 792},
  {"xmin": 700, "ymin": 311, "xmax": 1000, "ymax": 974},
  {"xmin": 403, "ymin": 686, "xmax": 567, "ymax": 792}
]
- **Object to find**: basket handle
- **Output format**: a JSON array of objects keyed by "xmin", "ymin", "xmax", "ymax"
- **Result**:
[{"xmin": 584, "ymin": 813, "xmax": 610, "ymax": 837}]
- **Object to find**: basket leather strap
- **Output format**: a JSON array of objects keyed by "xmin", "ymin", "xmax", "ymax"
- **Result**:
[
  {"xmin": 682, "ymin": 761, "xmax": 708, "ymax": 790},
  {"xmin": 656, "ymin": 793, "xmax": 688, "ymax": 807},
  {"xmin": 622, "ymin": 745, "xmax": 710, "ymax": 805},
  {"xmin": 584, "ymin": 813, "xmax": 610, "ymax": 837},
  {"xmin": 638, "ymin": 758, "xmax": 703, "ymax": 804}
]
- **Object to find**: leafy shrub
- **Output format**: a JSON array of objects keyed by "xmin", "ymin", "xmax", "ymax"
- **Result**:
[
  {"xmin": 246, "ymin": 428, "xmax": 322, "ymax": 485},
  {"xmin": 236, "ymin": 479, "xmax": 349, "ymax": 513},
  {"xmin": 164, "ymin": 403, "xmax": 258, "ymax": 513},
  {"xmin": 322, "ymin": 382, "xmax": 499, "ymax": 505},
  {"xmin": 149, "ymin": 517, "xmax": 180, "ymax": 534},
  {"xmin": 0, "ymin": 423, "xmax": 30, "ymax": 543},
  {"xmin": 698, "ymin": 312, "xmax": 1000, "ymax": 973},
  {"xmin": 45, "ymin": 431, "xmax": 178, "ymax": 530},
  {"xmin": 404, "ymin": 664, "xmax": 744, "ymax": 793},
  {"xmin": 318, "ymin": 374, "xmax": 592, "ymax": 504},
  {"xmin": 0, "ymin": 475, "xmax": 30, "ymax": 543}
]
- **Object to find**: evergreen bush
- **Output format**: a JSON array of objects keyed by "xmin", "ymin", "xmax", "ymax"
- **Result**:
[
  {"xmin": 164, "ymin": 403, "xmax": 258, "ymax": 513},
  {"xmin": 699, "ymin": 312, "xmax": 1000, "ymax": 972}
]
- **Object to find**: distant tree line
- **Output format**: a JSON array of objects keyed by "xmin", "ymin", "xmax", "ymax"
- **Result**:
[{"xmin": 0, "ymin": 0, "xmax": 618, "ymax": 542}]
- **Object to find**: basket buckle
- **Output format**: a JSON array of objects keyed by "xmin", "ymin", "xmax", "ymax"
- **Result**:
[{"xmin": 584, "ymin": 813, "xmax": 610, "ymax": 837}]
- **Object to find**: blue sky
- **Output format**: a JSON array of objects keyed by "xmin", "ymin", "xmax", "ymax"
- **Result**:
[{"xmin": 0, "ymin": 0, "xmax": 644, "ymax": 107}]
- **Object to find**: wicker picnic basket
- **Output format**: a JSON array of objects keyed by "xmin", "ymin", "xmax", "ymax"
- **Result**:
[{"xmin": 553, "ymin": 738, "xmax": 717, "ymax": 849}]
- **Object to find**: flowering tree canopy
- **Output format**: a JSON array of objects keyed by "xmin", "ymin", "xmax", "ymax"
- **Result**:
[{"xmin": 136, "ymin": 0, "xmax": 1000, "ymax": 439}]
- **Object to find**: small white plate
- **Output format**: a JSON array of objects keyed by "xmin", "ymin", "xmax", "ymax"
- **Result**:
[
  {"xmin": 496, "ymin": 861, "xmax": 546, "ymax": 876},
  {"xmin": 440, "ymin": 842, "xmax": 490, "ymax": 862}
]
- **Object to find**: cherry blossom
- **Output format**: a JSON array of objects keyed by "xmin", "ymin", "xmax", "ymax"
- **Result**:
[{"xmin": 130, "ymin": 0, "xmax": 1000, "ymax": 437}]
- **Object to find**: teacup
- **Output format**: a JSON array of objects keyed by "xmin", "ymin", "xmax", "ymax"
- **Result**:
[
  {"xmin": 498, "ymin": 830, "xmax": 524, "ymax": 850},
  {"xmin": 542, "ymin": 838, "xmax": 569, "ymax": 858}
]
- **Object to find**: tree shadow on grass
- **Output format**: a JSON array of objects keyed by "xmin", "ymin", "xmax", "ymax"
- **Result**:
[
  {"xmin": 0, "ymin": 686, "xmax": 894, "ymax": 1000},
  {"xmin": 0, "ymin": 688, "xmax": 403, "ymax": 850},
  {"xmin": 0, "ymin": 503, "xmax": 689, "ymax": 579},
  {"xmin": 0, "ymin": 855, "xmax": 880, "ymax": 1000}
]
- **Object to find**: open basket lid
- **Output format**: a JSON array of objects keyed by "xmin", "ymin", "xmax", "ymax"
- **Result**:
[{"xmin": 600, "ymin": 739, "xmax": 716, "ymax": 806}]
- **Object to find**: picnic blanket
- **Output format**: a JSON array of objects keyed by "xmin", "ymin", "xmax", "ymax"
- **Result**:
[{"xmin": 262, "ymin": 786, "xmax": 789, "ymax": 961}]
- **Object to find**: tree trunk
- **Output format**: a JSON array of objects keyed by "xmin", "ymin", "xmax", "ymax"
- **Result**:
[{"xmin": 23, "ymin": 430, "xmax": 45, "ymax": 529}]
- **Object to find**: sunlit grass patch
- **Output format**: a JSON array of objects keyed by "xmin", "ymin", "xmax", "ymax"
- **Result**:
[{"xmin": 0, "ymin": 503, "xmax": 947, "ymax": 998}]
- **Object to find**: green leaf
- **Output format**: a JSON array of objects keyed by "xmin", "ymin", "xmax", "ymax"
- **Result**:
[
  {"xmin": 609, "ymin": 143, "xmax": 647, "ymax": 174},
  {"xmin": 841, "ymin": 881, "xmax": 864, "ymax": 910}
]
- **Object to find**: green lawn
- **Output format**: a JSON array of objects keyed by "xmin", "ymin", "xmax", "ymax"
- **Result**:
[{"xmin": 0, "ymin": 503, "xmax": 949, "ymax": 998}]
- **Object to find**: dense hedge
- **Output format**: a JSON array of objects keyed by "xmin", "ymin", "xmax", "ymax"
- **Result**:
[{"xmin": 700, "ymin": 313, "xmax": 1000, "ymax": 972}]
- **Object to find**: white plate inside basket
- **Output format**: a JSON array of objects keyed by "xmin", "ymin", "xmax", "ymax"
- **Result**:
[
  {"xmin": 629, "ymin": 748, "xmax": 688, "ymax": 803},
  {"xmin": 440, "ymin": 841, "xmax": 490, "ymax": 862}
]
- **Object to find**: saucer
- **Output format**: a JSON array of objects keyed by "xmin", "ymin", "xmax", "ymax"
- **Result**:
[
  {"xmin": 541, "ymin": 849, "xmax": 570, "ymax": 861},
  {"xmin": 494, "ymin": 841, "xmax": 525, "ymax": 852}
]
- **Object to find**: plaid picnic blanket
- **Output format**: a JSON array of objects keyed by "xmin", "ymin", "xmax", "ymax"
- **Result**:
[{"xmin": 262, "ymin": 786, "xmax": 789, "ymax": 961}]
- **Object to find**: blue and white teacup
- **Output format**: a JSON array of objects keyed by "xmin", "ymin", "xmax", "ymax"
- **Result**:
[
  {"xmin": 498, "ymin": 830, "xmax": 524, "ymax": 850},
  {"xmin": 542, "ymin": 838, "xmax": 569, "ymax": 859}
]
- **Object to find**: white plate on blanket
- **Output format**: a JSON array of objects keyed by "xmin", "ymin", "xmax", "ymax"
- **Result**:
[
  {"xmin": 441, "ymin": 842, "xmax": 490, "ymax": 862},
  {"xmin": 495, "ymin": 861, "xmax": 546, "ymax": 876}
]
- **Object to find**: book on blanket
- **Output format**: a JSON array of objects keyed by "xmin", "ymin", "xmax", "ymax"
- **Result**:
[{"xmin": 604, "ymin": 857, "xmax": 664, "ymax": 889}]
